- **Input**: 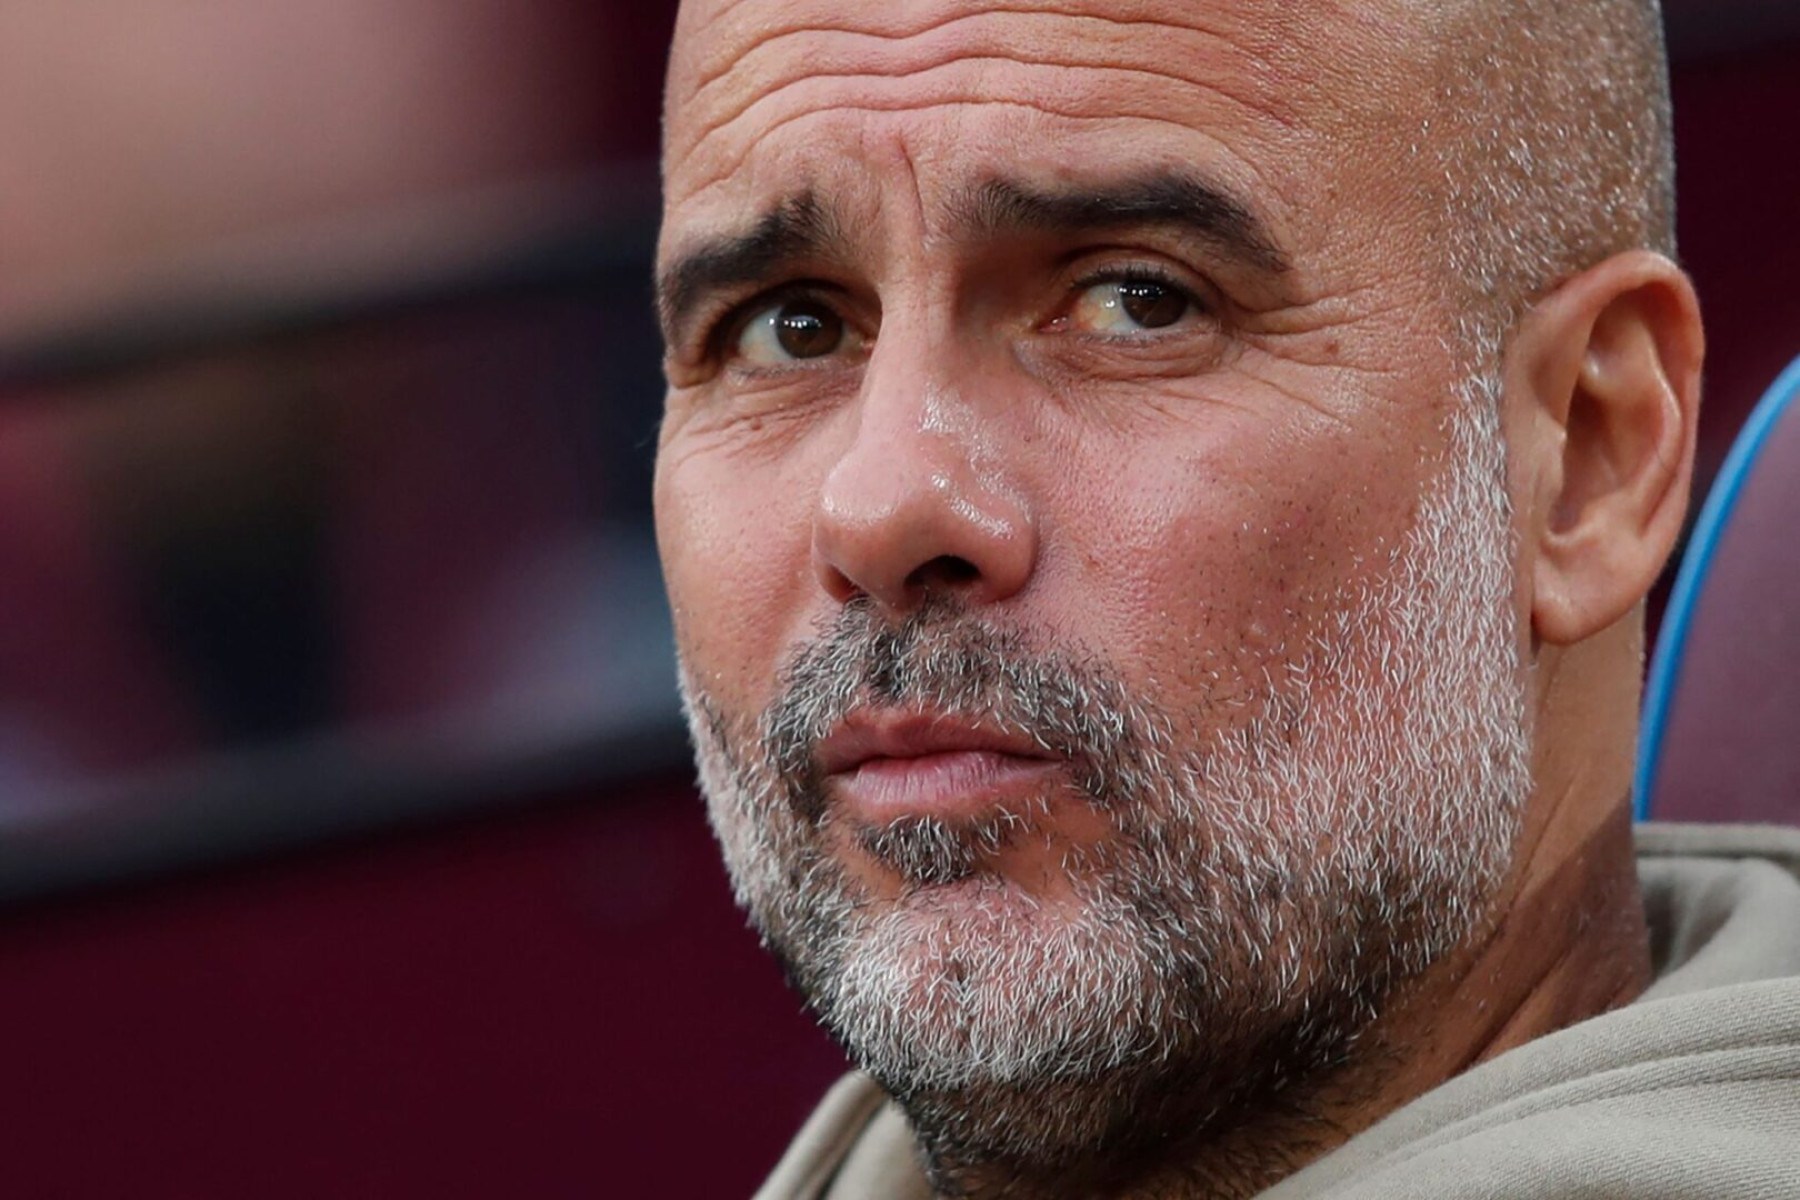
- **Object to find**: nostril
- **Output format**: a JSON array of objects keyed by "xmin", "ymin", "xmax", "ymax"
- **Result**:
[{"xmin": 906, "ymin": 555, "xmax": 981, "ymax": 593}]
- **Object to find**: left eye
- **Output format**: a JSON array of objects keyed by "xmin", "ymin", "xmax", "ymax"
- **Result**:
[{"xmin": 1069, "ymin": 278, "xmax": 1194, "ymax": 334}]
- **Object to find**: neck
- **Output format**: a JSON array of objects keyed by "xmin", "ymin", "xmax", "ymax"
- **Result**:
[{"xmin": 1326, "ymin": 794, "xmax": 1650, "ymax": 1132}]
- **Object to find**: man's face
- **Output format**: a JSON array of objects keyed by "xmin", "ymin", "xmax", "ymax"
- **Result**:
[{"xmin": 656, "ymin": 0, "xmax": 1532, "ymax": 1166}]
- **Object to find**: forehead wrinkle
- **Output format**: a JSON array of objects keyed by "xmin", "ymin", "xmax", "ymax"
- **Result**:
[
  {"xmin": 681, "ymin": 5, "xmax": 1293, "ymax": 107},
  {"xmin": 673, "ymin": 65, "xmax": 1301, "ymax": 204},
  {"xmin": 667, "ymin": 7, "xmax": 1308, "ymax": 175},
  {"xmin": 687, "ymin": 53, "xmax": 1300, "ymax": 174}
]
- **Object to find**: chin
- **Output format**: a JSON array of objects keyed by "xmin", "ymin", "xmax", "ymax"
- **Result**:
[{"xmin": 807, "ymin": 870, "xmax": 1177, "ymax": 1091}]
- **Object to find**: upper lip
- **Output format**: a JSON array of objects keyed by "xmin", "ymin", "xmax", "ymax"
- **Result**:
[{"xmin": 817, "ymin": 711, "xmax": 1059, "ymax": 776}]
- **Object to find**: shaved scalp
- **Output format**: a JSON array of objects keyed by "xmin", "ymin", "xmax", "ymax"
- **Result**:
[{"xmin": 1427, "ymin": 0, "xmax": 1675, "ymax": 334}]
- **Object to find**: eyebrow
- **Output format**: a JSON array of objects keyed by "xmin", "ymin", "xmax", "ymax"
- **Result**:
[
  {"xmin": 656, "ymin": 193, "xmax": 844, "ymax": 345},
  {"xmin": 953, "ymin": 171, "xmax": 1289, "ymax": 276},
  {"xmin": 655, "ymin": 169, "xmax": 1289, "ymax": 347}
]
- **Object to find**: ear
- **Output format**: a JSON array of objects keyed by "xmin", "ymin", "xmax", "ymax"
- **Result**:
[{"xmin": 1509, "ymin": 251, "xmax": 1704, "ymax": 646}]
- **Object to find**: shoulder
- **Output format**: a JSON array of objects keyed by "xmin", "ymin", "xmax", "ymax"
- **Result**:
[
  {"xmin": 1260, "ymin": 823, "xmax": 1800, "ymax": 1198},
  {"xmin": 1636, "ymin": 821, "xmax": 1800, "ymax": 998},
  {"xmin": 755, "ymin": 1074, "xmax": 929, "ymax": 1200},
  {"xmin": 1263, "ymin": 977, "xmax": 1800, "ymax": 1197},
  {"xmin": 1633, "ymin": 821, "xmax": 1800, "ymax": 874}
]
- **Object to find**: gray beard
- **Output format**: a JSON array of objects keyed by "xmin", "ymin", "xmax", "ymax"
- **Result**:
[{"xmin": 680, "ymin": 399, "xmax": 1533, "ymax": 1195}]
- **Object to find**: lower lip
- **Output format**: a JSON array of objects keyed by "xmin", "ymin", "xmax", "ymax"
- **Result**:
[{"xmin": 832, "ymin": 751, "xmax": 1061, "ymax": 823}]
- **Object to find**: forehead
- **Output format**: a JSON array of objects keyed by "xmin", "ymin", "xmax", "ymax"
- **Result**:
[{"xmin": 662, "ymin": 0, "xmax": 1423, "ymax": 250}]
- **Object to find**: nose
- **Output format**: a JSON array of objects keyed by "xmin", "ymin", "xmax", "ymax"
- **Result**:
[{"xmin": 811, "ymin": 358, "xmax": 1036, "ymax": 614}]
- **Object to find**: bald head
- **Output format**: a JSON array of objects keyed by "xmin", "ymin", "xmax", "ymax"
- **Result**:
[{"xmin": 1425, "ymin": 0, "xmax": 1675, "ymax": 339}]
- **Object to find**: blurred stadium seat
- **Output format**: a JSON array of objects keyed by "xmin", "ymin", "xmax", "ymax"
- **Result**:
[{"xmin": 1639, "ymin": 355, "xmax": 1800, "ymax": 824}]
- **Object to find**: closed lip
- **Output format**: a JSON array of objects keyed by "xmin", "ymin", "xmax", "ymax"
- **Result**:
[{"xmin": 816, "ymin": 711, "xmax": 1059, "ymax": 777}]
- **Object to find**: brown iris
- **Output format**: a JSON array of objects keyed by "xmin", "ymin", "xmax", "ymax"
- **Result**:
[
  {"xmin": 774, "ymin": 300, "xmax": 845, "ymax": 359},
  {"xmin": 1117, "ymin": 281, "xmax": 1188, "ymax": 329}
]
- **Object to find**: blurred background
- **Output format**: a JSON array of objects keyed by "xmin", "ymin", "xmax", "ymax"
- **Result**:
[{"xmin": 0, "ymin": 2, "xmax": 1795, "ymax": 1195}]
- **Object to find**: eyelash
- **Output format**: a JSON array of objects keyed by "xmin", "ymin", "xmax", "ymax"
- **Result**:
[
  {"xmin": 703, "ymin": 283, "xmax": 842, "ymax": 363},
  {"xmin": 1065, "ymin": 263, "xmax": 1207, "ymax": 319}
]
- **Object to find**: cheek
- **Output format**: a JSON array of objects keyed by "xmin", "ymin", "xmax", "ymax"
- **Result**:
[
  {"xmin": 1044, "ymin": 420, "xmax": 1423, "ymax": 716},
  {"xmin": 654, "ymin": 441, "xmax": 820, "ymax": 714}
]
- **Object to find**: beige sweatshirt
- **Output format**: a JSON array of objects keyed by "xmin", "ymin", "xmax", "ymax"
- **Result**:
[{"xmin": 756, "ymin": 822, "xmax": 1800, "ymax": 1199}]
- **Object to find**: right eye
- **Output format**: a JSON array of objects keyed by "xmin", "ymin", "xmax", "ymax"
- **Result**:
[{"xmin": 732, "ymin": 296, "xmax": 856, "ymax": 366}]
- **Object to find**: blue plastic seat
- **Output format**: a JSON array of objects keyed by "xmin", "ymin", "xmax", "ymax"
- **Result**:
[{"xmin": 1637, "ymin": 356, "xmax": 1800, "ymax": 823}]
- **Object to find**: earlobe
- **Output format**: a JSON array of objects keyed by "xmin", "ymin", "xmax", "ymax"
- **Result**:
[{"xmin": 1520, "ymin": 252, "xmax": 1703, "ymax": 646}]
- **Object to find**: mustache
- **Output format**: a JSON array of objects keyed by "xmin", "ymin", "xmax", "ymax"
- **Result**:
[{"xmin": 761, "ymin": 598, "xmax": 1150, "ymax": 826}]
